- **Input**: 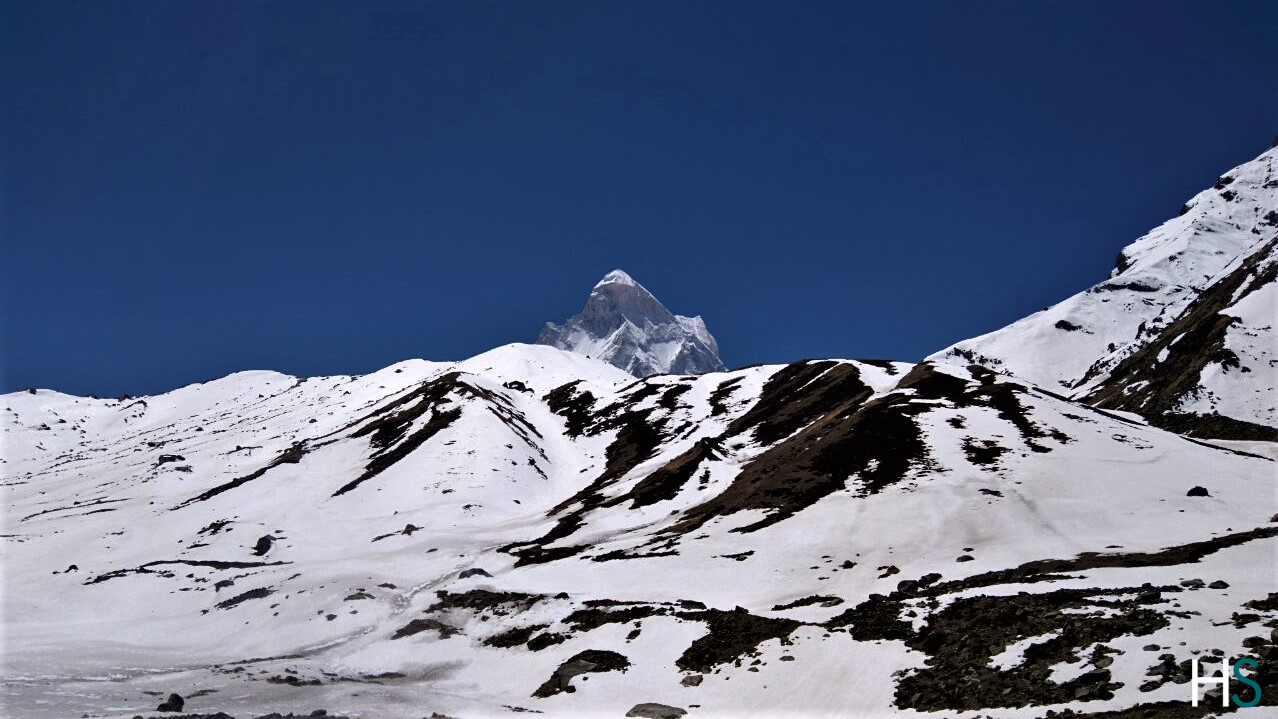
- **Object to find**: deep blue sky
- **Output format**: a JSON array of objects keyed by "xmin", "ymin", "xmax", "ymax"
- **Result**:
[{"xmin": 3, "ymin": 1, "xmax": 1275, "ymax": 396}]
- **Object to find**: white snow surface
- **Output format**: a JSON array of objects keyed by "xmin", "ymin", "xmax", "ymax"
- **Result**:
[{"xmin": 3, "ymin": 344, "xmax": 1275, "ymax": 719}]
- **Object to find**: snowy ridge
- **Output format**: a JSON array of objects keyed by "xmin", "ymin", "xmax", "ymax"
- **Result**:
[
  {"xmin": 4, "ymin": 344, "xmax": 1276, "ymax": 718},
  {"xmin": 928, "ymin": 145, "xmax": 1278, "ymax": 412},
  {"xmin": 1078, "ymin": 234, "xmax": 1278, "ymax": 439},
  {"xmin": 538, "ymin": 270, "xmax": 725, "ymax": 377}
]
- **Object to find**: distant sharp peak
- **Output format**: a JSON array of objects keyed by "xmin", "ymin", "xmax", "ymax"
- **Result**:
[{"xmin": 538, "ymin": 269, "xmax": 726, "ymax": 377}]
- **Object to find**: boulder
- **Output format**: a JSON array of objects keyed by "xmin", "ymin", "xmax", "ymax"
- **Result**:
[
  {"xmin": 156, "ymin": 693, "xmax": 184, "ymax": 712},
  {"xmin": 252, "ymin": 535, "xmax": 274, "ymax": 556},
  {"xmin": 626, "ymin": 704, "xmax": 687, "ymax": 719}
]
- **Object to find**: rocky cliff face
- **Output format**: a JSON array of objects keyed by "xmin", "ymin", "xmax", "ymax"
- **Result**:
[{"xmin": 537, "ymin": 269, "xmax": 725, "ymax": 377}]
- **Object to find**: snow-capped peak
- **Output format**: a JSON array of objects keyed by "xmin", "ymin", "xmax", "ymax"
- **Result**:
[
  {"xmin": 594, "ymin": 268, "xmax": 638, "ymax": 288},
  {"xmin": 538, "ymin": 270, "xmax": 726, "ymax": 376}
]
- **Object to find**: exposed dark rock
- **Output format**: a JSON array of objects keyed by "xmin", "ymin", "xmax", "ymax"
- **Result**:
[
  {"xmin": 459, "ymin": 568, "xmax": 492, "ymax": 578},
  {"xmin": 532, "ymin": 649, "xmax": 630, "ymax": 697},
  {"xmin": 527, "ymin": 632, "xmax": 568, "ymax": 651},
  {"xmin": 252, "ymin": 535, "xmax": 274, "ymax": 556},
  {"xmin": 266, "ymin": 674, "xmax": 321, "ymax": 686},
  {"xmin": 543, "ymin": 381, "xmax": 596, "ymax": 438},
  {"xmin": 708, "ymin": 377, "xmax": 742, "ymax": 416},
  {"xmin": 1149, "ymin": 412, "xmax": 1278, "ymax": 443},
  {"xmin": 484, "ymin": 623, "xmax": 549, "ymax": 649},
  {"xmin": 156, "ymin": 693, "xmax": 184, "ymax": 712},
  {"xmin": 1185, "ymin": 486, "xmax": 1210, "ymax": 497},
  {"xmin": 1245, "ymin": 593, "xmax": 1278, "ymax": 612},
  {"xmin": 626, "ymin": 703, "xmax": 687, "ymax": 718},
  {"xmin": 658, "ymin": 383, "xmax": 692, "ymax": 410},
  {"xmin": 215, "ymin": 587, "xmax": 274, "ymax": 610},
  {"xmin": 566, "ymin": 604, "xmax": 668, "ymax": 633},
  {"xmin": 674, "ymin": 607, "xmax": 802, "ymax": 673},
  {"xmin": 772, "ymin": 595, "xmax": 844, "ymax": 611},
  {"xmin": 1095, "ymin": 280, "xmax": 1162, "ymax": 293},
  {"xmin": 87, "ymin": 559, "xmax": 289, "ymax": 585},
  {"xmin": 964, "ymin": 438, "xmax": 1008, "ymax": 466},
  {"xmin": 391, "ymin": 618, "xmax": 458, "ymax": 639},
  {"xmin": 426, "ymin": 588, "xmax": 542, "ymax": 615},
  {"xmin": 892, "ymin": 587, "xmax": 1168, "ymax": 711},
  {"xmin": 198, "ymin": 520, "xmax": 232, "ymax": 536}
]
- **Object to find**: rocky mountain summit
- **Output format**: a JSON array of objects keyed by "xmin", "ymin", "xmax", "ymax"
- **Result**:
[{"xmin": 537, "ymin": 269, "xmax": 725, "ymax": 377}]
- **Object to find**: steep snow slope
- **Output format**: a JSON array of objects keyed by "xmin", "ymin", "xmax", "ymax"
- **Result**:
[
  {"xmin": 4, "ymin": 346, "xmax": 1275, "ymax": 719},
  {"xmin": 928, "ymin": 144, "xmax": 1278, "ymax": 428},
  {"xmin": 1078, "ymin": 235, "xmax": 1278, "ymax": 440},
  {"xmin": 538, "ymin": 270, "xmax": 725, "ymax": 377}
]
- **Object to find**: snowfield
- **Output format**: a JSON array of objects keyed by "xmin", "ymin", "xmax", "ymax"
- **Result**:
[{"xmin": 3, "ymin": 343, "xmax": 1275, "ymax": 718}]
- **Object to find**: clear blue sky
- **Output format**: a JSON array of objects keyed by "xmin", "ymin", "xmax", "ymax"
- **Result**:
[{"xmin": 3, "ymin": 0, "xmax": 1275, "ymax": 396}]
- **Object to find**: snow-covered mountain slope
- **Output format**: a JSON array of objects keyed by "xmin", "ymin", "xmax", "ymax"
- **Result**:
[
  {"xmin": 538, "ymin": 270, "xmax": 725, "ymax": 377},
  {"xmin": 1079, "ymin": 235, "xmax": 1278, "ymax": 440},
  {"xmin": 4, "ymin": 344, "xmax": 1275, "ymax": 719},
  {"xmin": 928, "ymin": 144, "xmax": 1278, "ymax": 435}
]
